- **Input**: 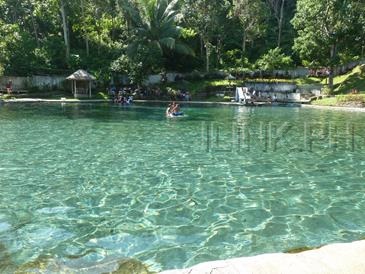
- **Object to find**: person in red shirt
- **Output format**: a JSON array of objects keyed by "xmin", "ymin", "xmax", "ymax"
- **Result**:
[{"xmin": 6, "ymin": 80, "xmax": 12, "ymax": 95}]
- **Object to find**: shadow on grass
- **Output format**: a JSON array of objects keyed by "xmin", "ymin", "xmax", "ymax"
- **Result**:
[{"xmin": 334, "ymin": 70, "xmax": 365, "ymax": 94}]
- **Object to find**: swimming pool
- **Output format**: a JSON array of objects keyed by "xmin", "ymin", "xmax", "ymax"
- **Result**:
[{"xmin": 0, "ymin": 103, "xmax": 365, "ymax": 272}]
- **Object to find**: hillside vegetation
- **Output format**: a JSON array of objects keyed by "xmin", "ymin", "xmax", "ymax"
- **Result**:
[{"xmin": 0, "ymin": 0, "xmax": 364, "ymax": 90}]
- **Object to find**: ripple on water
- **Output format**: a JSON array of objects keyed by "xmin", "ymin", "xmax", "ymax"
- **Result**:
[{"xmin": 1, "ymin": 104, "xmax": 365, "ymax": 271}]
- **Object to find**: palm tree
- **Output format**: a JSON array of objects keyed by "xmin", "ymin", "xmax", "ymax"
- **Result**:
[{"xmin": 120, "ymin": 0, "xmax": 194, "ymax": 61}]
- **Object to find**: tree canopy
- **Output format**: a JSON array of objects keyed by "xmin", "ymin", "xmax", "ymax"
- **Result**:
[{"xmin": 0, "ymin": 0, "xmax": 364, "ymax": 84}]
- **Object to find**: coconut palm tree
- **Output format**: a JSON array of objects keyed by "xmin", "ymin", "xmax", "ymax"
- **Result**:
[{"xmin": 120, "ymin": 0, "xmax": 194, "ymax": 60}]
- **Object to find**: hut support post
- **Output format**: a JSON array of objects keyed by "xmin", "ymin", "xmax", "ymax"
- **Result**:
[
  {"xmin": 89, "ymin": 81, "xmax": 91, "ymax": 98},
  {"xmin": 74, "ymin": 80, "xmax": 77, "ymax": 98}
]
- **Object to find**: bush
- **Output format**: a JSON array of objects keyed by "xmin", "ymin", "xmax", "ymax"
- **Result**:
[
  {"xmin": 255, "ymin": 47, "xmax": 293, "ymax": 71},
  {"xmin": 228, "ymin": 67, "xmax": 253, "ymax": 79},
  {"xmin": 222, "ymin": 49, "xmax": 253, "ymax": 76},
  {"xmin": 321, "ymin": 85, "xmax": 332, "ymax": 95},
  {"xmin": 97, "ymin": 92, "xmax": 109, "ymax": 100},
  {"xmin": 166, "ymin": 87, "xmax": 178, "ymax": 99}
]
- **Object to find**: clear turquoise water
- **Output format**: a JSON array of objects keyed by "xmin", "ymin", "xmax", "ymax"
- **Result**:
[{"xmin": 0, "ymin": 103, "xmax": 365, "ymax": 272}]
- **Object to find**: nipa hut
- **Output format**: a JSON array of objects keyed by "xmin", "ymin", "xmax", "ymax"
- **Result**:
[{"xmin": 66, "ymin": 69, "xmax": 96, "ymax": 98}]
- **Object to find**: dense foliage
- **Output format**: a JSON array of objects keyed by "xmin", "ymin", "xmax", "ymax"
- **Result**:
[{"xmin": 0, "ymin": 0, "xmax": 364, "ymax": 85}]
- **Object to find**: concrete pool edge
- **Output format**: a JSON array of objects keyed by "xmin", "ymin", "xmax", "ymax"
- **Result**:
[
  {"xmin": 159, "ymin": 239, "xmax": 365, "ymax": 274},
  {"xmin": 2, "ymin": 98, "xmax": 365, "ymax": 112},
  {"xmin": 0, "ymin": 98, "xmax": 315, "ymax": 106},
  {"xmin": 302, "ymin": 104, "xmax": 365, "ymax": 112},
  {"xmin": 0, "ymin": 98, "xmax": 275, "ymax": 105}
]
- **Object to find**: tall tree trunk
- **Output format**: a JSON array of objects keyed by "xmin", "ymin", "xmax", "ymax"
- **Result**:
[
  {"xmin": 328, "ymin": 43, "xmax": 337, "ymax": 92},
  {"xmin": 200, "ymin": 35, "xmax": 204, "ymax": 58},
  {"xmin": 206, "ymin": 47, "xmax": 210, "ymax": 72},
  {"xmin": 60, "ymin": 0, "xmax": 70, "ymax": 62},
  {"xmin": 277, "ymin": 0, "xmax": 285, "ymax": 47},
  {"xmin": 80, "ymin": 0, "xmax": 89, "ymax": 57},
  {"xmin": 328, "ymin": 67, "xmax": 334, "ymax": 92},
  {"xmin": 242, "ymin": 30, "xmax": 247, "ymax": 58},
  {"xmin": 205, "ymin": 39, "xmax": 210, "ymax": 72},
  {"xmin": 28, "ymin": 0, "xmax": 40, "ymax": 47},
  {"xmin": 217, "ymin": 36, "xmax": 222, "ymax": 67}
]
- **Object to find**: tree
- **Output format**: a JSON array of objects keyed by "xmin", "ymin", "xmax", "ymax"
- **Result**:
[
  {"xmin": 118, "ymin": 0, "xmax": 193, "ymax": 78},
  {"xmin": 232, "ymin": 0, "xmax": 267, "ymax": 58},
  {"xmin": 352, "ymin": 1, "xmax": 365, "ymax": 58},
  {"xmin": 292, "ymin": 0, "xmax": 363, "ymax": 91},
  {"xmin": 182, "ymin": 0, "xmax": 228, "ymax": 72},
  {"xmin": 266, "ymin": 0, "xmax": 286, "ymax": 48},
  {"xmin": 59, "ymin": 0, "xmax": 70, "ymax": 61}
]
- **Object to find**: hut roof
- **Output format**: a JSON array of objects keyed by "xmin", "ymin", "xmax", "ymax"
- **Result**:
[{"xmin": 66, "ymin": 69, "xmax": 96, "ymax": 81}]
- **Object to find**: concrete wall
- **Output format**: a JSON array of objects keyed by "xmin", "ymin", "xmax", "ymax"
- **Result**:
[
  {"xmin": 144, "ymin": 73, "xmax": 183, "ymax": 85},
  {"xmin": 258, "ymin": 91, "xmax": 301, "ymax": 101},
  {"xmin": 245, "ymin": 82, "xmax": 297, "ymax": 93},
  {"xmin": 0, "ymin": 75, "xmax": 66, "ymax": 90},
  {"xmin": 31, "ymin": 75, "xmax": 66, "ymax": 89},
  {"xmin": 0, "ymin": 76, "xmax": 28, "ymax": 90},
  {"xmin": 270, "ymin": 67, "xmax": 309, "ymax": 78},
  {"xmin": 297, "ymin": 84, "xmax": 323, "ymax": 96}
]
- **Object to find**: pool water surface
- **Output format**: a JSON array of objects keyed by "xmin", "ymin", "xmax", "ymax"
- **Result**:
[{"xmin": 0, "ymin": 103, "xmax": 365, "ymax": 272}]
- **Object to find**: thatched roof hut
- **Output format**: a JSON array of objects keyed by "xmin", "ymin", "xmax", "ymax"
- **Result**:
[{"xmin": 66, "ymin": 69, "xmax": 96, "ymax": 98}]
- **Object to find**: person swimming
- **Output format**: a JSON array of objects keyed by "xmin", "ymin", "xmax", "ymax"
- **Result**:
[
  {"xmin": 166, "ymin": 102, "xmax": 183, "ymax": 117},
  {"xmin": 166, "ymin": 103, "xmax": 172, "ymax": 116}
]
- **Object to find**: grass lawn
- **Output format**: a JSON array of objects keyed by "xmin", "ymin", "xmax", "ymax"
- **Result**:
[
  {"xmin": 312, "ymin": 94, "xmax": 365, "ymax": 107},
  {"xmin": 312, "ymin": 65, "xmax": 365, "ymax": 107},
  {"xmin": 321, "ymin": 65, "xmax": 365, "ymax": 94},
  {"xmin": 311, "ymin": 97, "xmax": 338, "ymax": 106}
]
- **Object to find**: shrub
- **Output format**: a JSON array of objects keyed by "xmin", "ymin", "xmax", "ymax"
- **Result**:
[
  {"xmin": 255, "ymin": 47, "xmax": 293, "ymax": 71},
  {"xmin": 166, "ymin": 87, "xmax": 178, "ymax": 99},
  {"xmin": 97, "ymin": 92, "xmax": 109, "ymax": 100},
  {"xmin": 321, "ymin": 85, "xmax": 332, "ymax": 95}
]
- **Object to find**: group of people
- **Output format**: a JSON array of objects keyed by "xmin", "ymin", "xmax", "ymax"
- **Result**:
[
  {"xmin": 109, "ymin": 87, "xmax": 134, "ymax": 105},
  {"xmin": 166, "ymin": 102, "xmax": 183, "ymax": 117},
  {"xmin": 114, "ymin": 94, "xmax": 133, "ymax": 105},
  {"xmin": 176, "ymin": 89, "xmax": 191, "ymax": 101}
]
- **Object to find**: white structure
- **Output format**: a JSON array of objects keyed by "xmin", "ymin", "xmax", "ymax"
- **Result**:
[
  {"xmin": 235, "ymin": 87, "xmax": 251, "ymax": 104},
  {"xmin": 66, "ymin": 69, "xmax": 96, "ymax": 98}
]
